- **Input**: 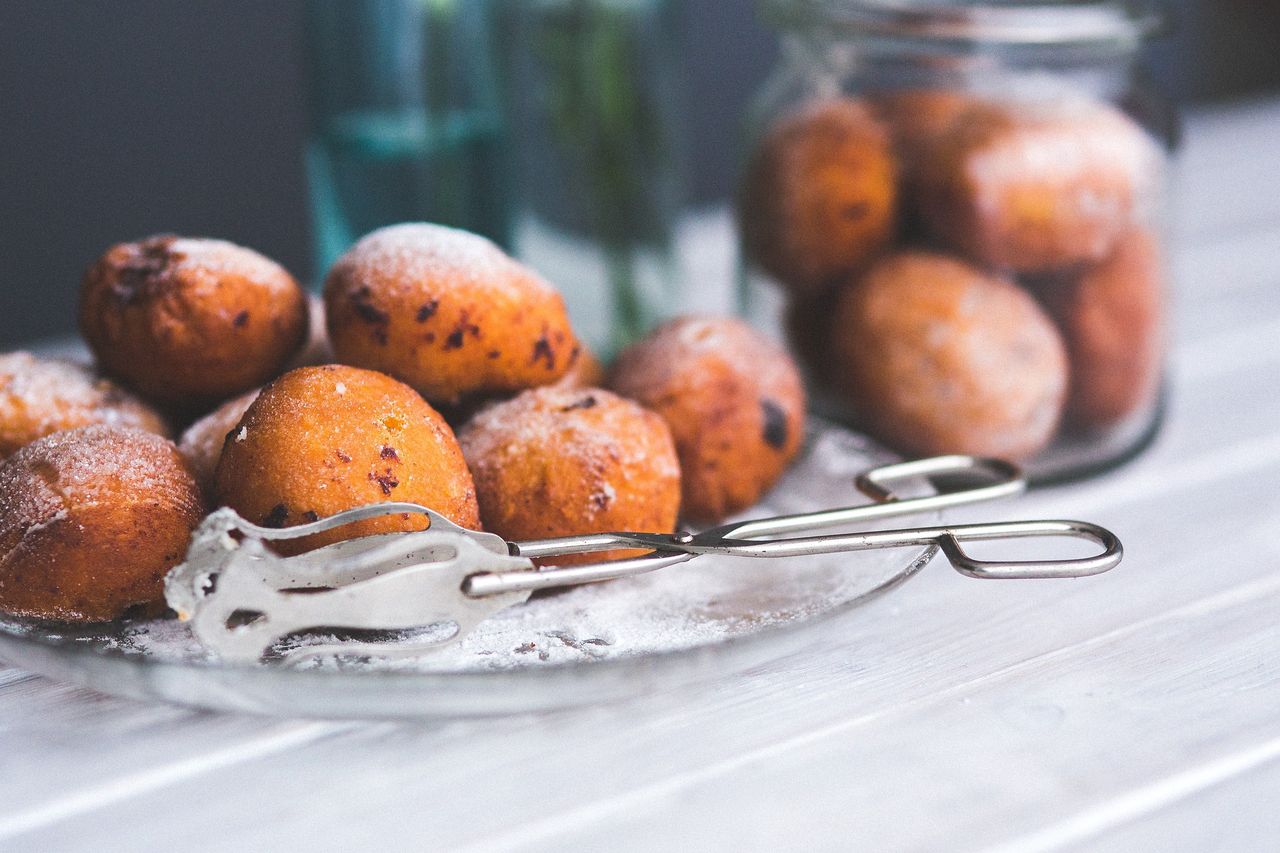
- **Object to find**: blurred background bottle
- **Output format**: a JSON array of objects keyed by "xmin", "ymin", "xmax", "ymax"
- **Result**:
[
  {"xmin": 499, "ymin": 0, "xmax": 689, "ymax": 358},
  {"xmin": 303, "ymin": 0, "xmax": 511, "ymax": 277}
]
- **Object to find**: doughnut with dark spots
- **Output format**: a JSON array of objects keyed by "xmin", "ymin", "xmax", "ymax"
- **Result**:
[
  {"xmin": 79, "ymin": 235, "xmax": 309, "ymax": 410},
  {"xmin": 738, "ymin": 97, "xmax": 898, "ymax": 298},
  {"xmin": 610, "ymin": 316, "xmax": 806, "ymax": 523},
  {"xmin": 459, "ymin": 386, "xmax": 680, "ymax": 566},
  {"xmin": 213, "ymin": 364, "xmax": 479, "ymax": 553},
  {"xmin": 324, "ymin": 223, "xmax": 578, "ymax": 404}
]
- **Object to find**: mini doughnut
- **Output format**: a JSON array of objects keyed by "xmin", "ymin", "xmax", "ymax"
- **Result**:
[
  {"xmin": 1041, "ymin": 229, "xmax": 1165, "ymax": 429},
  {"xmin": 459, "ymin": 386, "xmax": 680, "ymax": 565},
  {"xmin": 324, "ymin": 223, "xmax": 578, "ymax": 404},
  {"xmin": 213, "ymin": 365, "xmax": 479, "ymax": 551},
  {"xmin": 915, "ymin": 98, "xmax": 1161, "ymax": 273},
  {"xmin": 829, "ymin": 251, "xmax": 1068, "ymax": 460},
  {"xmin": 286, "ymin": 293, "xmax": 336, "ymax": 370},
  {"xmin": 610, "ymin": 316, "xmax": 806, "ymax": 522},
  {"xmin": 0, "ymin": 352, "xmax": 168, "ymax": 459},
  {"xmin": 871, "ymin": 88, "xmax": 977, "ymax": 231},
  {"xmin": 177, "ymin": 387, "xmax": 261, "ymax": 497},
  {"xmin": 0, "ymin": 426, "xmax": 203, "ymax": 622},
  {"xmin": 872, "ymin": 88, "xmax": 976, "ymax": 169},
  {"xmin": 80, "ymin": 235, "xmax": 309, "ymax": 408},
  {"xmin": 739, "ymin": 97, "xmax": 898, "ymax": 298},
  {"xmin": 551, "ymin": 344, "xmax": 606, "ymax": 391}
]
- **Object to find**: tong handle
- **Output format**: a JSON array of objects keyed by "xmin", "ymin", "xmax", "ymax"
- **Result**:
[
  {"xmin": 700, "ymin": 519, "xmax": 1121, "ymax": 578},
  {"xmin": 513, "ymin": 454, "xmax": 1025, "ymax": 561},
  {"xmin": 938, "ymin": 519, "xmax": 1122, "ymax": 579},
  {"xmin": 464, "ymin": 518, "xmax": 1121, "ymax": 597},
  {"xmin": 706, "ymin": 454, "xmax": 1024, "ymax": 542}
]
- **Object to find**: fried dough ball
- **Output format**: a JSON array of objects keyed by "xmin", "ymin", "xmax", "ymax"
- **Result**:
[
  {"xmin": 830, "ymin": 251, "xmax": 1068, "ymax": 460},
  {"xmin": 286, "ymin": 293, "xmax": 335, "ymax": 370},
  {"xmin": 213, "ymin": 365, "xmax": 479, "ymax": 551},
  {"xmin": 80, "ymin": 235, "xmax": 309, "ymax": 408},
  {"xmin": 324, "ymin": 223, "xmax": 578, "ymax": 404},
  {"xmin": 0, "ymin": 426, "xmax": 203, "ymax": 622},
  {"xmin": 610, "ymin": 316, "xmax": 806, "ymax": 523},
  {"xmin": 0, "ymin": 352, "xmax": 168, "ymax": 459},
  {"xmin": 1041, "ymin": 229, "xmax": 1165, "ymax": 430},
  {"xmin": 739, "ymin": 98, "xmax": 898, "ymax": 298},
  {"xmin": 178, "ymin": 388, "xmax": 261, "ymax": 497},
  {"xmin": 916, "ymin": 99, "xmax": 1161, "ymax": 273},
  {"xmin": 459, "ymin": 387, "xmax": 680, "ymax": 565},
  {"xmin": 873, "ymin": 88, "xmax": 976, "ymax": 168},
  {"xmin": 552, "ymin": 344, "xmax": 606, "ymax": 391}
]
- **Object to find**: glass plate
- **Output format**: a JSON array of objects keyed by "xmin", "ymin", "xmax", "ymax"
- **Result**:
[{"xmin": 0, "ymin": 421, "xmax": 938, "ymax": 718}]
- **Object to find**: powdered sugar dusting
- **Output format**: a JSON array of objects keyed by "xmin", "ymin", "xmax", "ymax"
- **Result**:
[
  {"xmin": 164, "ymin": 237, "xmax": 296, "ymax": 290},
  {"xmin": 615, "ymin": 315, "xmax": 803, "ymax": 405},
  {"xmin": 0, "ymin": 352, "xmax": 168, "ymax": 454},
  {"xmin": 460, "ymin": 386, "xmax": 682, "ymax": 487},
  {"xmin": 331, "ymin": 223, "xmax": 558, "ymax": 301}
]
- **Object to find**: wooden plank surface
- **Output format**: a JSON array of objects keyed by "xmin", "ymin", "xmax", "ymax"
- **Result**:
[{"xmin": 1, "ymin": 99, "xmax": 1278, "ymax": 853}]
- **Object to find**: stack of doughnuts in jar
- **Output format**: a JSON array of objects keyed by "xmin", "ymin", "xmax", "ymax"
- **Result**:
[{"xmin": 740, "ymin": 89, "xmax": 1165, "ymax": 463}]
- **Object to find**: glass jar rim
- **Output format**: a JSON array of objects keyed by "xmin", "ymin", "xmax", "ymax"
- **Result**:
[{"xmin": 762, "ymin": 0, "xmax": 1163, "ymax": 52}]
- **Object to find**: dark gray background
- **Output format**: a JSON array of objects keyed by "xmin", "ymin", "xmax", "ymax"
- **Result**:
[{"xmin": 2, "ymin": 0, "xmax": 1277, "ymax": 348}]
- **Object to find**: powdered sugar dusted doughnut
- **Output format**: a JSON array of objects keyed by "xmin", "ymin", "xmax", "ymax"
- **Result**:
[
  {"xmin": 610, "ymin": 316, "xmax": 806, "ymax": 523},
  {"xmin": 80, "ymin": 235, "xmax": 309, "ymax": 408},
  {"xmin": 739, "ymin": 98, "xmax": 898, "ymax": 298},
  {"xmin": 830, "ymin": 251, "xmax": 1068, "ymax": 460},
  {"xmin": 459, "ymin": 386, "xmax": 679, "ymax": 566},
  {"xmin": 916, "ymin": 98, "xmax": 1161, "ymax": 273},
  {"xmin": 1041, "ymin": 229, "xmax": 1165, "ymax": 429},
  {"xmin": 324, "ymin": 223, "xmax": 579, "ymax": 404},
  {"xmin": 0, "ymin": 352, "xmax": 168, "ymax": 459},
  {"xmin": 0, "ymin": 425, "xmax": 204, "ymax": 622}
]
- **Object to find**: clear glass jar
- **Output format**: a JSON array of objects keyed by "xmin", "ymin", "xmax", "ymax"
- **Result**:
[{"xmin": 737, "ymin": 0, "xmax": 1174, "ymax": 482}]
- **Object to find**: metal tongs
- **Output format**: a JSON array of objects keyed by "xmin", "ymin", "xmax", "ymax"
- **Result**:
[{"xmin": 164, "ymin": 455, "xmax": 1122, "ymax": 663}]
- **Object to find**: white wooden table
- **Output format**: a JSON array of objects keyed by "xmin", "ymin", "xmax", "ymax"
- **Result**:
[{"xmin": 2, "ymin": 98, "xmax": 1278, "ymax": 853}]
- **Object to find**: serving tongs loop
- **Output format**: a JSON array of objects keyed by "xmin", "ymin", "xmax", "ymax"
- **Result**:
[{"xmin": 165, "ymin": 454, "xmax": 1121, "ymax": 663}]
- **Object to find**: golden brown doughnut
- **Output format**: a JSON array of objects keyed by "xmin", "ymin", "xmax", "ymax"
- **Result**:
[
  {"xmin": 610, "ymin": 316, "xmax": 806, "ymax": 522},
  {"xmin": 177, "ymin": 387, "xmax": 260, "ymax": 497},
  {"xmin": 551, "ymin": 344, "xmax": 606, "ymax": 391},
  {"xmin": 0, "ymin": 426, "xmax": 203, "ymax": 622},
  {"xmin": 459, "ymin": 386, "xmax": 680, "ymax": 565},
  {"xmin": 738, "ymin": 97, "xmax": 898, "ymax": 298},
  {"xmin": 872, "ymin": 88, "xmax": 976, "ymax": 169},
  {"xmin": 213, "ymin": 365, "xmax": 479, "ymax": 551},
  {"xmin": 324, "ymin": 223, "xmax": 578, "ymax": 404},
  {"xmin": 79, "ymin": 235, "xmax": 309, "ymax": 408},
  {"xmin": 286, "ymin": 293, "xmax": 335, "ymax": 370},
  {"xmin": 915, "ymin": 98, "xmax": 1160, "ymax": 273},
  {"xmin": 1041, "ymin": 229, "xmax": 1165, "ymax": 430},
  {"xmin": 0, "ymin": 352, "xmax": 168, "ymax": 459},
  {"xmin": 830, "ymin": 251, "xmax": 1068, "ymax": 460}
]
